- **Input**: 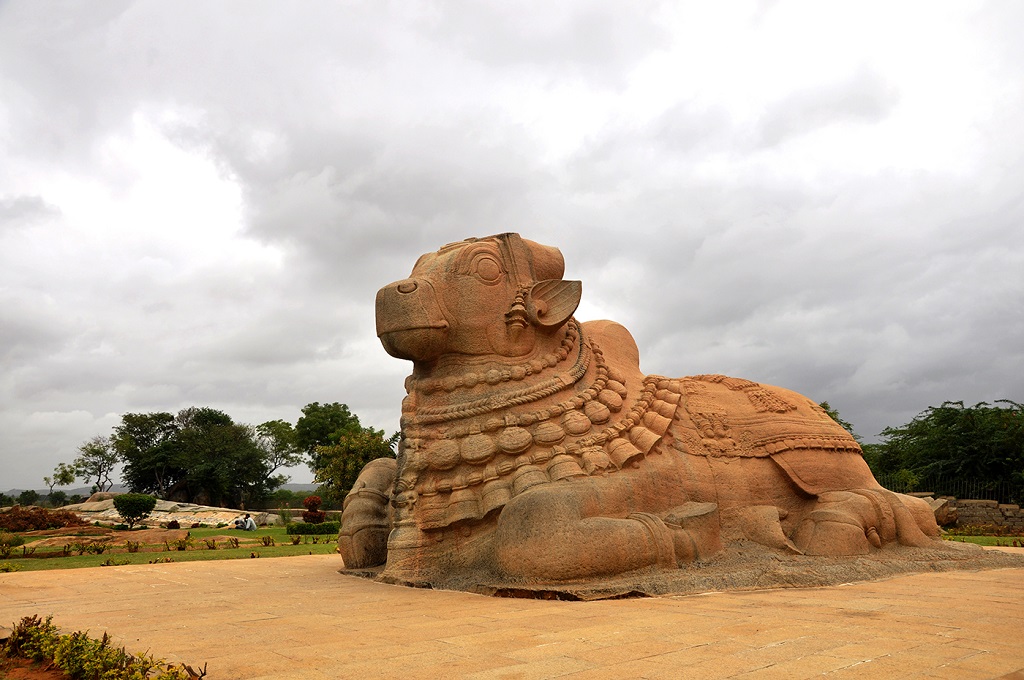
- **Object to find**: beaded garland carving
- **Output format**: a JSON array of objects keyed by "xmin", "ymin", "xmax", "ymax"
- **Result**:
[
  {"xmin": 414, "ymin": 320, "xmax": 583, "ymax": 397},
  {"xmin": 394, "ymin": 324, "xmax": 685, "ymax": 531}
]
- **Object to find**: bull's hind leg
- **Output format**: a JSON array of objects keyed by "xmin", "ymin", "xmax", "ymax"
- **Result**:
[{"xmin": 792, "ymin": 488, "xmax": 936, "ymax": 556}]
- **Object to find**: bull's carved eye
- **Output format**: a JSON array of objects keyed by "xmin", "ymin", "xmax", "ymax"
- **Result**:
[{"xmin": 473, "ymin": 256, "xmax": 503, "ymax": 284}]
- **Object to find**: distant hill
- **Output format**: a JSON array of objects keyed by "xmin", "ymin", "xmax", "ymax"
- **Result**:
[{"xmin": 3, "ymin": 482, "xmax": 319, "ymax": 497}]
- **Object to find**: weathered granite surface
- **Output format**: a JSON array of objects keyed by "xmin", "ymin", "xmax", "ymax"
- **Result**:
[
  {"xmin": 60, "ymin": 497, "xmax": 280, "ymax": 527},
  {"xmin": 339, "ymin": 233, "xmax": 1015, "ymax": 596}
]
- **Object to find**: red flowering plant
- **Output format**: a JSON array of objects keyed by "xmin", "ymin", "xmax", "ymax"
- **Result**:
[{"xmin": 301, "ymin": 495, "xmax": 326, "ymax": 524}]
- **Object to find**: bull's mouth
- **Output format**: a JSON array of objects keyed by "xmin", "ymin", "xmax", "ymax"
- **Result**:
[
  {"xmin": 378, "ymin": 325, "xmax": 449, "ymax": 361},
  {"xmin": 376, "ymin": 278, "xmax": 450, "ymax": 361},
  {"xmin": 376, "ymin": 321, "xmax": 449, "ymax": 335}
]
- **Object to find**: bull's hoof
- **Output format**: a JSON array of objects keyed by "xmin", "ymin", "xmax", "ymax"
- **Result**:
[
  {"xmin": 723, "ymin": 505, "xmax": 803, "ymax": 554},
  {"xmin": 792, "ymin": 515, "xmax": 873, "ymax": 556},
  {"xmin": 661, "ymin": 502, "xmax": 723, "ymax": 564},
  {"xmin": 338, "ymin": 525, "xmax": 390, "ymax": 568}
]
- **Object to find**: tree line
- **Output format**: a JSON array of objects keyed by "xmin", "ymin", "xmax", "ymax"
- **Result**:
[
  {"xmin": 6, "ymin": 399, "xmax": 1020, "ymax": 509},
  {"xmin": 3, "ymin": 402, "xmax": 397, "ymax": 510},
  {"xmin": 822, "ymin": 400, "xmax": 1024, "ymax": 502}
]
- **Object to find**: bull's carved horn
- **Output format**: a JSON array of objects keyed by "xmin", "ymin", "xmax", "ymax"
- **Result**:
[{"xmin": 527, "ymin": 279, "xmax": 582, "ymax": 329}]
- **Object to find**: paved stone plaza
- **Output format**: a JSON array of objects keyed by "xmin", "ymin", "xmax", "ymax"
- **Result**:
[{"xmin": 2, "ymin": 551, "xmax": 1023, "ymax": 679}]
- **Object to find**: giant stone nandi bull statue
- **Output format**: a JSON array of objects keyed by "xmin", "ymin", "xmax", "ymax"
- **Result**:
[{"xmin": 340, "ymin": 233, "xmax": 942, "ymax": 595}]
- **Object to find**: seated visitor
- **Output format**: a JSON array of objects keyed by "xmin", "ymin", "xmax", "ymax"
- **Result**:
[{"xmin": 233, "ymin": 514, "xmax": 257, "ymax": 531}]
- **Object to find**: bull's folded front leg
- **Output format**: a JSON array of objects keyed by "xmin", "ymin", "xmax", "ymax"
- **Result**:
[
  {"xmin": 339, "ymin": 457, "xmax": 397, "ymax": 569},
  {"xmin": 492, "ymin": 476, "xmax": 718, "ymax": 582},
  {"xmin": 493, "ymin": 485, "xmax": 671, "ymax": 581}
]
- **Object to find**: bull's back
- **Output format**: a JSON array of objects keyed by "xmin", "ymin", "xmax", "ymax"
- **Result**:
[{"xmin": 669, "ymin": 374, "xmax": 878, "ymax": 496}]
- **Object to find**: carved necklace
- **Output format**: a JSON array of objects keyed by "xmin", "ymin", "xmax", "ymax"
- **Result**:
[
  {"xmin": 413, "ymin": 320, "xmax": 581, "ymax": 396},
  {"xmin": 409, "ymin": 320, "xmax": 591, "ymax": 426}
]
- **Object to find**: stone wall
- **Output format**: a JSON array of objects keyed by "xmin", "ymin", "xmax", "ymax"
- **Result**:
[{"xmin": 950, "ymin": 498, "xmax": 1024, "ymax": 531}]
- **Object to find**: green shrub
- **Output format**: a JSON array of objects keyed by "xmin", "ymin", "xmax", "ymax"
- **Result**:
[
  {"xmin": 286, "ymin": 521, "xmax": 340, "ymax": 535},
  {"xmin": 2, "ymin": 614, "xmax": 199, "ymax": 679},
  {"xmin": 0, "ymin": 530, "xmax": 26, "ymax": 548},
  {"xmin": 112, "ymin": 493, "xmax": 157, "ymax": 529},
  {"xmin": 0, "ymin": 531, "xmax": 26, "ymax": 558}
]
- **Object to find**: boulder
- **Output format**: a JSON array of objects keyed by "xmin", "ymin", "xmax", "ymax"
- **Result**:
[{"xmin": 926, "ymin": 497, "xmax": 958, "ymax": 527}]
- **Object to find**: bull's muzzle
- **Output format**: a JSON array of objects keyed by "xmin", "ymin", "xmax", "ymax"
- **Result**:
[{"xmin": 376, "ymin": 278, "xmax": 449, "ymax": 361}]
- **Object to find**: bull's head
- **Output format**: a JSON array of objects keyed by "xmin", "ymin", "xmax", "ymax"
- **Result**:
[{"xmin": 376, "ymin": 233, "xmax": 582, "ymax": 363}]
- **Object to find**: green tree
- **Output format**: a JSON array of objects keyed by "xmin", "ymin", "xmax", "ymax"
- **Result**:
[
  {"xmin": 255, "ymin": 419, "xmax": 304, "ymax": 481},
  {"xmin": 46, "ymin": 490, "xmax": 68, "ymax": 507},
  {"xmin": 869, "ymin": 400, "xmax": 1024, "ymax": 500},
  {"xmin": 268, "ymin": 488, "xmax": 309, "ymax": 509},
  {"xmin": 115, "ymin": 408, "xmax": 294, "ymax": 508},
  {"xmin": 72, "ymin": 436, "xmax": 118, "ymax": 493},
  {"xmin": 296, "ymin": 402, "xmax": 361, "ymax": 470},
  {"xmin": 170, "ymin": 407, "xmax": 273, "ymax": 507},
  {"xmin": 818, "ymin": 401, "xmax": 863, "ymax": 444},
  {"xmin": 43, "ymin": 462, "xmax": 77, "ymax": 497},
  {"xmin": 113, "ymin": 412, "xmax": 182, "ymax": 499},
  {"xmin": 113, "ymin": 493, "xmax": 157, "ymax": 529},
  {"xmin": 313, "ymin": 427, "xmax": 398, "ymax": 505},
  {"xmin": 0, "ymin": 492, "xmax": 14, "ymax": 507},
  {"xmin": 17, "ymin": 489, "xmax": 40, "ymax": 506},
  {"xmin": 873, "ymin": 401, "xmax": 1024, "ymax": 479}
]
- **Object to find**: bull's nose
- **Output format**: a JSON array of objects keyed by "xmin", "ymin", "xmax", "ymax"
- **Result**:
[{"xmin": 397, "ymin": 281, "xmax": 418, "ymax": 294}]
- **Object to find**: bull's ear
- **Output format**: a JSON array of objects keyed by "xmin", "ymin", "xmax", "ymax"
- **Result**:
[{"xmin": 527, "ymin": 280, "xmax": 582, "ymax": 329}]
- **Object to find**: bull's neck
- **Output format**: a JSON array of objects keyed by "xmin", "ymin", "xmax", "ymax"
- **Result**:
[{"xmin": 401, "ymin": 319, "xmax": 597, "ymax": 435}]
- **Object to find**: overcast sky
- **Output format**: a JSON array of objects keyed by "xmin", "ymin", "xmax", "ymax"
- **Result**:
[{"xmin": 2, "ymin": 1, "xmax": 1022, "ymax": 491}]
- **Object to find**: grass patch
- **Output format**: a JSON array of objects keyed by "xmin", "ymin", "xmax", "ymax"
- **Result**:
[
  {"xmin": 942, "ymin": 534, "xmax": 1023, "ymax": 547},
  {"xmin": 2, "ymin": 526, "xmax": 338, "ymax": 572}
]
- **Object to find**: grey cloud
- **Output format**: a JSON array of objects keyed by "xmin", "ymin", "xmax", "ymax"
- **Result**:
[
  {"xmin": 419, "ymin": 0, "xmax": 670, "ymax": 84},
  {"xmin": 0, "ymin": 291, "xmax": 73, "ymax": 363},
  {"xmin": 0, "ymin": 195, "xmax": 62, "ymax": 231},
  {"xmin": 647, "ymin": 102, "xmax": 737, "ymax": 156},
  {"xmin": 755, "ymin": 67, "xmax": 900, "ymax": 147}
]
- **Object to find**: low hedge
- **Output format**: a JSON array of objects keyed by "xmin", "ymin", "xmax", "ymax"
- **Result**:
[{"xmin": 286, "ymin": 521, "xmax": 340, "ymax": 535}]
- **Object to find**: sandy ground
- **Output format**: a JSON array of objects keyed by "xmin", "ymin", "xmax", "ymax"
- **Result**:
[{"xmin": 2, "ymin": 549, "xmax": 1023, "ymax": 679}]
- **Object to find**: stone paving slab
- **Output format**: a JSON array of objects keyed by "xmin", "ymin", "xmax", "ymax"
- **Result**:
[{"xmin": 1, "ymin": 551, "xmax": 1022, "ymax": 679}]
